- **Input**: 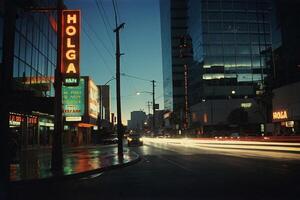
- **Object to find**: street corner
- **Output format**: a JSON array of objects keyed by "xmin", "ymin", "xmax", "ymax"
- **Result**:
[{"xmin": 10, "ymin": 148, "xmax": 141, "ymax": 187}]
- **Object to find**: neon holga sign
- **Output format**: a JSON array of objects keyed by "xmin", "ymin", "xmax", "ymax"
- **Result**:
[
  {"xmin": 62, "ymin": 10, "xmax": 80, "ymax": 86},
  {"xmin": 273, "ymin": 110, "xmax": 288, "ymax": 120}
]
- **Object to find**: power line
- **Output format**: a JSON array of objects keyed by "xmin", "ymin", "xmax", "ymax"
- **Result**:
[
  {"xmin": 99, "ymin": 0, "xmax": 114, "ymax": 30},
  {"xmin": 82, "ymin": 26, "xmax": 113, "ymax": 75},
  {"xmin": 120, "ymin": 72, "xmax": 153, "ymax": 82},
  {"xmin": 94, "ymin": 0, "xmax": 115, "ymax": 48},
  {"xmin": 112, "ymin": 0, "xmax": 118, "ymax": 27},
  {"xmin": 83, "ymin": 17, "xmax": 114, "ymax": 59},
  {"xmin": 113, "ymin": 0, "xmax": 121, "ymax": 24}
]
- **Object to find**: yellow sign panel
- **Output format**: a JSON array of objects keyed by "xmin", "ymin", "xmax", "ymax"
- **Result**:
[{"xmin": 273, "ymin": 110, "xmax": 288, "ymax": 120}]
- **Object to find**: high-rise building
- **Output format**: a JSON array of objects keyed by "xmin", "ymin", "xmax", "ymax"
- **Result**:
[
  {"xmin": 187, "ymin": 0, "xmax": 273, "ymax": 133},
  {"xmin": 272, "ymin": 0, "xmax": 300, "ymax": 88},
  {"xmin": 127, "ymin": 111, "xmax": 147, "ymax": 131},
  {"xmin": 99, "ymin": 85, "xmax": 110, "ymax": 121},
  {"xmin": 160, "ymin": 0, "xmax": 193, "ymax": 128},
  {"xmin": 161, "ymin": 0, "xmax": 273, "ymax": 133}
]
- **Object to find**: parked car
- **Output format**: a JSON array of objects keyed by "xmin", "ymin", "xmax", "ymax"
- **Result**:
[{"xmin": 127, "ymin": 133, "xmax": 143, "ymax": 146}]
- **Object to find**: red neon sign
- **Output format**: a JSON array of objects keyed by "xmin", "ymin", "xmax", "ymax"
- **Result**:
[{"xmin": 62, "ymin": 10, "xmax": 81, "ymax": 86}]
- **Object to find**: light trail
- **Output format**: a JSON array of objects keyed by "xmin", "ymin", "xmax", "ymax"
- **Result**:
[{"xmin": 143, "ymin": 137, "xmax": 300, "ymax": 160}]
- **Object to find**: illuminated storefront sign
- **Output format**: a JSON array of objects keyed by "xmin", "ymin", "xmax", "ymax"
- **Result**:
[
  {"xmin": 241, "ymin": 102, "xmax": 252, "ymax": 108},
  {"xmin": 9, "ymin": 113, "xmax": 38, "ymax": 126},
  {"xmin": 273, "ymin": 110, "xmax": 288, "ymax": 120},
  {"xmin": 62, "ymin": 10, "xmax": 81, "ymax": 86},
  {"xmin": 88, "ymin": 79, "xmax": 100, "ymax": 119},
  {"xmin": 63, "ymin": 78, "xmax": 85, "ymax": 119},
  {"xmin": 65, "ymin": 116, "xmax": 82, "ymax": 122}
]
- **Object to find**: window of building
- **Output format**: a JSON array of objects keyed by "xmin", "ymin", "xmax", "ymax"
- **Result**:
[
  {"xmin": 223, "ymin": 45, "xmax": 235, "ymax": 55},
  {"xmin": 209, "ymin": 45, "xmax": 223, "ymax": 55},
  {"xmin": 224, "ymin": 56, "xmax": 236, "ymax": 68},
  {"xmin": 236, "ymin": 45, "xmax": 251, "ymax": 55},
  {"xmin": 236, "ymin": 56, "xmax": 251, "ymax": 67},
  {"xmin": 209, "ymin": 22, "xmax": 223, "ymax": 32},
  {"xmin": 207, "ymin": 1, "xmax": 220, "ymax": 10},
  {"xmin": 223, "ymin": 12, "xmax": 234, "ymax": 21},
  {"xmin": 208, "ymin": 12, "xmax": 222, "ymax": 21},
  {"xmin": 235, "ymin": 12, "xmax": 248, "ymax": 21},
  {"xmin": 236, "ymin": 23, "xmax": 249, "ymax": 32},
  {"xmin": 236, "ymin": 34, "xmax": 250, "ymax": 44},
  {"xmin": 233, "ymin": 1, "xmax": 247, "ymax": 11},
  {"xmin": 222, "ymin": 1, "xmax": 233, "ymax": 10},
  {"xmin": 223, "ymin": 34, "xmax": 235, "ymax": 44}
]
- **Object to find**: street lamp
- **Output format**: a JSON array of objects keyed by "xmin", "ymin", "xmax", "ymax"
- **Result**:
[
  {"xmin": 136, "ymin": 89, "xmax": 156, "ymax": 133},
  {"xmin": 104, "ymin": 76, "xmax": 115, "ymax": 86},
  {"xmin": 231, "ymin": 90, "xmax": 236, "ymax": 95}
]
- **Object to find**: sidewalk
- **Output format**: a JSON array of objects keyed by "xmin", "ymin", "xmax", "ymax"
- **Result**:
[{"xmin": 10, "ymin": 145, "xmax": 140, "ymax": 184}]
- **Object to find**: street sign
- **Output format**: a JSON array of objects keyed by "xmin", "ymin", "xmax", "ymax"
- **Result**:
[
  {"xmin": 62, "ymin": 78, "xmax": 85, "ymax": 119},
  {"xmin": 62, "ymin": 10, "xmax": 81, "ymax": 86}
]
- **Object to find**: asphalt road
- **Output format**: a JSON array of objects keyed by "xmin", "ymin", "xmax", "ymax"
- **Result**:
[{"xmin": 11, "ymin": 141, "xmax": 300, "ymax": 200}]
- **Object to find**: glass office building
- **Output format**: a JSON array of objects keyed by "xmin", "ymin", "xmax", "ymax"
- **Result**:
[
  {"xmin": 1, "ymin": 0, "xmax": 57, "ymax": 148},
  {"xmin": 13, "ymin": 0, "xmax": 57, "ymax": 97},
  {"xmin": 160, "ymin": 0, "xmax": 192, "ymax": 112},
  {"xmin": 188, "ymin": 0, "xmax": 272, "ymax": 104},
  {"xmin": 186, "ymin": 0, "xmax": 273, "ymax": 132},
  {"xmin": 160, "ymin": 0, "xmax": 173, "ymax": 111}
]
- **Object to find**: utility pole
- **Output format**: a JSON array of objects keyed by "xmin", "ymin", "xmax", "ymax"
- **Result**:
[
  {"xmin": 146, "ymin": 101, "xmax": 151, "ymax": 115},
  {"xmin": 51, "ymin": 0, "xmax": 63, "ymax": 173},
  {"xmin": 114, "ymin": 23, "xmax": 125, "ymax": 156},
  {"xmin": 152, "ymin": 80, "xmax": 156, "ymax": 133}
]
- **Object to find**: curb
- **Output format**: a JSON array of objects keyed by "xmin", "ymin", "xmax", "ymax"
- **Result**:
[{"xmin": 10, "ymin": 151, "xmax": 141, "ymax": 186}]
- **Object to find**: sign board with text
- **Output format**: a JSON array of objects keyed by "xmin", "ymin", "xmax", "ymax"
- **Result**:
[
  {"xmin": 62, "ymin": 10, "xmax": 81, "ymax": 86},
  {"xmin": 88, "ymin": 79, "xmax": 100, "ymax": 119},
  {"xmin": 272, "ymin": 110, "xmax": 288, "ymax": 121},
  {"xmin": 62, "ymin": 78, "xmax": 85, "ymax": 119}
]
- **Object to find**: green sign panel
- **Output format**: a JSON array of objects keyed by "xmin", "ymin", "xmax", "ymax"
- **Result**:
[{"xmin": 62, "ymin": 78, "xmax": 85, "ymax": 117}]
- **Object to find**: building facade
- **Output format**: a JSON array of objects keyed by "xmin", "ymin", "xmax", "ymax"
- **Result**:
[
  {"xmin": 63, "ymin": 77, "xmax": 100, "ymax": 145},
  {"xmin": 187, "ymin": 0, "xmax": 273, "ymax": 134},
  {"xmin": 127, "ymin": 111, "xmax": 147, "ymax": 131},
  {"xmin": 270, "ymin": 0, "xmax": 300, "ymax": 135},
  {"xmin": 272, "ymin": 0, "xmax": 300, "ymax": 88},
  {"xmin": 160, "ymin": 0, "xmax": 193, "ymax": 128},
  {"xmin": 1, "ymin": 0, "xmax": 57, "ymax": 149},
  {"xmin": 98, "ymin": 85, "xmax": 111, "ymax": 129}
]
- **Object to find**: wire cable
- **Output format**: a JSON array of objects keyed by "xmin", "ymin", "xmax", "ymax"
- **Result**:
[
  {"xmin": 99, "ymin": 0, "xmax": 114, "ymax": 30},
  {"xmin": 113, "ymin": 0, "xmax": 121, "ymax": 24},
  {"xmin": 94, "ymin": 0, "xmax": 115, "ymax": 48},
  {"xmin": 121, "ymin": 72, "xmax": 153, "ymax": 82},
  {"xmin": 83, "ymin": 18, "xmax": 114, "ymax": 59},
  {"xmin": 82, "ymin": 26, "xmax": 113, "ymax": 75}
]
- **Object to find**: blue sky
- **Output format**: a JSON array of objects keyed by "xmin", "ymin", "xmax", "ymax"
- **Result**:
[{"xmin": 65, "ymin": 0, "xmax": 164, "ymax": 124}]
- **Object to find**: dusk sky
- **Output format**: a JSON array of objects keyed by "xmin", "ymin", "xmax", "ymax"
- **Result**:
[{"xmin": 65, "ymin": 0, "xmax": 164, "ymax": 124}]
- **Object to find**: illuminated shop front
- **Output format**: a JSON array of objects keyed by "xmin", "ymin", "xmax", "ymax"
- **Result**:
[
  {"xmin": 63, "ymin": 77, "xmax": 99, "ymax": 146},
  {"xmin": 9, "ymin": 112, "xmax": 54, "ymax": 148},
  {"xmin": 1, "ymin": 0, "xmax": 57, "ymax": 150},
  {"xmin": 272, "ymin": 82, "xmax": 300, "ymax": 135},
  {"xmin": 272, "ymin": 109, "xmax": 298, "ymax": 135}
]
